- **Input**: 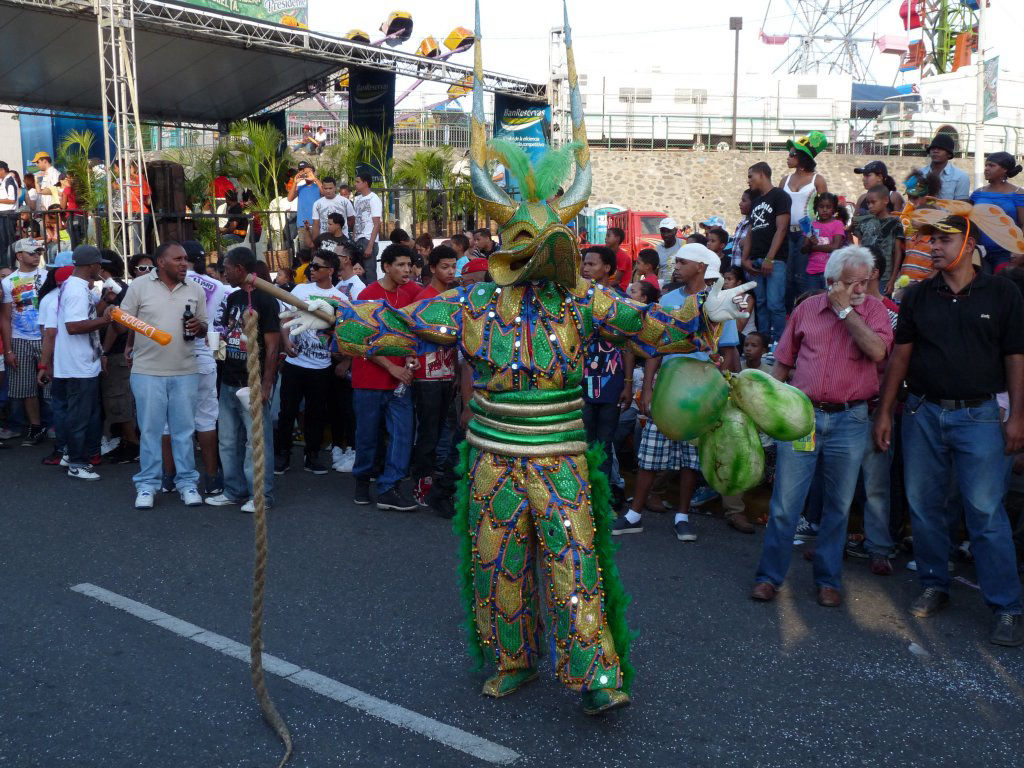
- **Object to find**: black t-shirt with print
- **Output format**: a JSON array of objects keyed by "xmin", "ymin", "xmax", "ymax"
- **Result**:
[
  {"xmin": 217, "ymin": 287, "xmax": 281, "ymax": 387},
  {"xmin": 748, "ymin": 187, "xmax": 792, "ymax": 262}
]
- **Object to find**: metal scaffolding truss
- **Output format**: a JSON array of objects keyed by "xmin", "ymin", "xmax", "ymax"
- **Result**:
[{"xmin": 19, "ymin": 0, "xmax": 546, "ymax": 103}]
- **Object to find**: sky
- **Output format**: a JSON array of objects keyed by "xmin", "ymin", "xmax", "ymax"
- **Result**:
[{"xmin": 307, "ymin": 0, "xmax": 915, "ymax": 107}]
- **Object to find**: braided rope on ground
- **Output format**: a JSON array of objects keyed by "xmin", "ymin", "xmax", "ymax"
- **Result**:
[{"xmin": 245, "ymin": 306, "xmax": 293, "ymax": 767}]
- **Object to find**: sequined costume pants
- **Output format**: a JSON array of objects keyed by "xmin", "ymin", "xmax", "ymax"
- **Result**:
[{"xmin": 467, "ymin": 447, "xmax": 622, "ymax": 691}]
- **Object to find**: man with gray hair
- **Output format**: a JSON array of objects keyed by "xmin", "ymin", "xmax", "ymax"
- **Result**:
[{"xmin": 751, "ymin": 245, "xmax": 893, "ymax": 608}]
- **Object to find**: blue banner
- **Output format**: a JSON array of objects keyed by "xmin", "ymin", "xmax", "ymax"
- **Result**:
[{"xmin": 492, "ymin": 95, "xmax": 551, "ymax": 200}]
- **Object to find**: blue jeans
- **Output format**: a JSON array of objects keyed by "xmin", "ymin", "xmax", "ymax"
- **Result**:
[
  {"xmin": 131, "ymin": 373, "xmax": 199, "ymax": 493},
  {"xmin": 860, "ymin": 412, "xmax": 895, "ymax": 556},
  {"xmin": 49, "ymin": 376, "xmax": 70, "ymax": 453},
  {"xmin": 804, "ymin": 272, "xmax": 827, "ymax": 291},
  {"xmin": 756, "ymin": 404, "xmax": 870, "ymax": 590},
  {"xmin": 62, "ymin": 376, "xmax": 102, "ymax": 469},
  {"xmin": 353, "ymin": 387, "xmax": 413, "ymax": 493},
  {"xmin": 218, "ymin": 382, "xmax": 275, "ymax": 504},
  {"xmin": 902, "ymin": 395, "xmax": 1021, "ymax": 613},
  {"xmin": 753, "ymin": 258, "xmax": 787, "ymax": 344}
]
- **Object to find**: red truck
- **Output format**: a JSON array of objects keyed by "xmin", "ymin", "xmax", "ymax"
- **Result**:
[{"xmin": 605, "ymin": 210, "xmax": 669, "ymax": 261}]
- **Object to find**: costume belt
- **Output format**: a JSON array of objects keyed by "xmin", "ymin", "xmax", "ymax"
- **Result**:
[{"xmin": 466, "ymin": 388, "xmax": 588, "ymax": 456}]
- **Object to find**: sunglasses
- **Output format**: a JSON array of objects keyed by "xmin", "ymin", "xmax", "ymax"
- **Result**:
[
  {"xmin": 309, "ymin": 262, "xmax": 331, "ymax": 271},
  {"xmin": 136, "ymin": 264, "xmax": 153, "ymax": 273}
]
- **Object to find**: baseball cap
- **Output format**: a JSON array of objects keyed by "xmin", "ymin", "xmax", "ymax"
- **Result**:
[
  {"xmin": 928, "ymin": 133, "xmax": 956, "ymax": 154},
  {"xmin": 462, "ymin": 257, "xmax": 489, "ymax": 275},
  {"xmin": 854, "ymin": 160, "xmax": 888, "ymax": 176},
  {"xmin": 71, "ymin": 244, "xmax": 111, "ymax": 266},
  {"xmin": 700, "ymin": 216, "xmax": 725, "ymax": 229},
  {"xmin": 31, "ymin": 151, "xmax": 51, "ymax": 164},
  {"xmin": 46, "ymin": 252, "xmax": 75, "ymax": 269},
  {"xmin": 181, "ymin": 239, "xmax": 205, "ymax": 263},
  {"xmin": 55, "ymin": 265, "xmax": 74, "ymax": 284},
  {"xmin": 14, "ymin": 237, "xmax": 44, "ymax": 254},
  {"xmin": 296, "ymin": 160, "xmax": 314, "ymax": 170},
  {"xmin": 674, "ymin": 243, "xmax": 722, "ymax": 281},
  {"xmin": 658, "ymin": 217, "xmax": 678, "ymax": 231}
]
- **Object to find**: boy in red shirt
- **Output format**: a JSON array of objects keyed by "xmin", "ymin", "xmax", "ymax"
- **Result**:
[
  {"xmin": 605, "ymin": 226, "xmax": 633, "ymax": 292},
  {"xmin": 351, "ymin": 244, "xmax": 421, "ymax": 511},
  {"xmin": 411, "ymin": 245, "xmax": 459, "ymax": 506}
]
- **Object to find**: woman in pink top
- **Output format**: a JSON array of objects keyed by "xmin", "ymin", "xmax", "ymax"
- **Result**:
[{"xmin": 803, "ymin": 193, "xmax": 846, "ymax": 291}]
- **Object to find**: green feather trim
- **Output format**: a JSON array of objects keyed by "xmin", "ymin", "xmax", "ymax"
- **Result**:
[
  {"xmin": 585, "ymin": 444, "xmax": 636, "ymax": 693},
  {"xmin": 452, "ymin": 440, "xmax": 486, "ymax": 670},
  {"xmin": 534, "ymin": 141, "xmax": 582, "ymax": 203},
  {"xmin": 488, "ymin": 138, "xmax": 537, "ymax": 201}
]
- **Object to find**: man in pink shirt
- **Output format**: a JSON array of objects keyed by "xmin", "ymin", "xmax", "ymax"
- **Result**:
[{"xmin": 751, "ymin": 245, "xmax": 893, "ymax": 608}]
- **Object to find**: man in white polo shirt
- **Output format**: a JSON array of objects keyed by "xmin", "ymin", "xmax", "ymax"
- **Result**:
[{"xmin": 120, "ymin": 242, "xmax": 207, "ymax": 509}]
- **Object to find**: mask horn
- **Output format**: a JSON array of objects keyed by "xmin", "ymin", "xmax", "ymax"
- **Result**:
[
  {"xmin": 470, "ymin": 0, "xmax": 516, "ymax": 226},
  {"xmin": 553, "ymin": 0, "xmax": 590, "ymax": 225}
]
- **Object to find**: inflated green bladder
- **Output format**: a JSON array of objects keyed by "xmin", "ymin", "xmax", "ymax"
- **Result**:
[{"xmin": 650, "ymin": 357, "xmax": 730, "ymax": 442}]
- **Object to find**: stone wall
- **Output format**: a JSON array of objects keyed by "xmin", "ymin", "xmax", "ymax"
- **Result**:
[{"xmin": 587, "ymin": 148, "xmax": 974, "ymax": 230}]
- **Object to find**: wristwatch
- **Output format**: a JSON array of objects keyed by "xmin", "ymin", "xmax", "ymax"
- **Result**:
[{"xmin": 837, "ymin": 306, "xmax": 853, "ymax": 320}]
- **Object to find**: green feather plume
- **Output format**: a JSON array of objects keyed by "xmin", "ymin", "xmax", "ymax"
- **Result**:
[{"xmin": 488, "ymin": 139, "xmax": 583, "ymax": 203}]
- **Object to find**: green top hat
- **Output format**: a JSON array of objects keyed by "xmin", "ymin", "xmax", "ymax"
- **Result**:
[{"xmin": 787, "ymin": 130, "xmax": 828, "ymax": 159}]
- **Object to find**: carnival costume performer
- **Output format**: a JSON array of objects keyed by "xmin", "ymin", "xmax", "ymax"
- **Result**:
[{"xmin": 281, "ymin": 0, "xmax": 755, "ymax": 715}]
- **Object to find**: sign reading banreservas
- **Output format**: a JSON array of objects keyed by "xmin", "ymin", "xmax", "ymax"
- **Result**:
[{"xmin": 183, "ymin": 0, "xmax": 308, "ymax": 27}]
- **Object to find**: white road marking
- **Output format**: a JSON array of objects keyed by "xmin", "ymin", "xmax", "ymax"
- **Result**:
[{"xmin": 70, "ymin": 583, "xmax": 519, "ymax": 765}]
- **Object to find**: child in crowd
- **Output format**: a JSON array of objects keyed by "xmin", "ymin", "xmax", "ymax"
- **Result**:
[
  {"xmin": 705, "ymin": 226, "xmax": 729, "ymax": 265},
  {"xmin": 896, "ymin": 170, "xmax": 941, "ymax": 289},
  {"xmin": 803, "ymin": 192, "xmax": 846, "ymax": 291},
  {"xmin": 741, "ymin": 331, "xmax": 772, "ymax": 373},
  {"xmin": 722, "ymin": 267, "xmax": 755, "ymax": 334},
  {"xmin": 635, "ymin": 249, "xmax": 660, "ymax": 290},
  {"xmin": 852, "ymin": 185, "xmax": 904, "ymax": 295},
  {"xmin": 451, "ymin": 233, "xmax": 471, "ymax": 276},
  {"xmin": 628, "ymin": 280, "xmax": 660, "ymax": 304}
]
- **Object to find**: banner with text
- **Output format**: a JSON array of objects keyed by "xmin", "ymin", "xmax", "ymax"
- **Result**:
[
  {"xmin": 492, "ymin": 95, "xmax": 551, "ymax": 200},
  {"xmin": 347, "ymin": 67, "xmax": 396, "ymax": 183},
  {"xmin": 183, "ymin": 1, "xmax": 308, "ymax": 27}
]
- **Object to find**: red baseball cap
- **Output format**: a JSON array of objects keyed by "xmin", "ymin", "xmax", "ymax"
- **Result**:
[{"xmin": 462, "ymin": 257, "xmax": 489, "ymax": 274}]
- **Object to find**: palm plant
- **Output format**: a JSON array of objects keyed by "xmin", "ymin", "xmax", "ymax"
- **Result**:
[
  {"xmin": 223, "ymin": 120, "xmax": 293, "ymax": 212},
  {"xmin": 56, "ymin": 129, "xmax": 103, "ymax": 216},
  {"xmin": 394, "ymin": 147, "xmax": 457, "ymax": 234}
]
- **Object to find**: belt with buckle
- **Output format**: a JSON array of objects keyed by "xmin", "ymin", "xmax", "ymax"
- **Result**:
[
  {"xmin": 914, "ymin": 393, "xmax": 994, "ymax": 410},
  {"xmin": 810, "ymin": 399, "xmax": 866, "ymax": 413}
]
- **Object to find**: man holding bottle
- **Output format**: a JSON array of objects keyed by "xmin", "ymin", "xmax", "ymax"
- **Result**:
[{"xmin": 120, "ymin": 242, "xmax": 207, "ymax": 510}]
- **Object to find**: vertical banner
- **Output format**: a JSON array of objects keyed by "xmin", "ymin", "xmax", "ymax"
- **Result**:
[
  {"xmin": 348, "ymin": 66, "xmax": 396, "ymax": 183},
  {"xmin": 493, "ymin": 95, "xmax": 551, "ymax": 200},
  {"xmin": 983, "ymin": 55, "xmax": 999, "ymax": 123}
]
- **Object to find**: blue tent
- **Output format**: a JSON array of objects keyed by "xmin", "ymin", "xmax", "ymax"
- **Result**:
[{"xmin": 851, "ymin": 83, "xmax": 903, "ymax": 118}]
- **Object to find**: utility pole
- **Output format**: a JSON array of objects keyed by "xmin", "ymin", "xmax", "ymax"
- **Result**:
[
  {"xmin": 973, "ymin": 0, "xmax": 986, "ymax": 188},
  {"xmin": 730, "ymin": 17, "xmax": 742, "ymax": 147}
]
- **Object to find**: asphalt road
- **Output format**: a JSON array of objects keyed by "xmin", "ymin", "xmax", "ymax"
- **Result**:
[{"xmin": 2, "ymin": 441, "xmax": 1022, "ymax": 768}]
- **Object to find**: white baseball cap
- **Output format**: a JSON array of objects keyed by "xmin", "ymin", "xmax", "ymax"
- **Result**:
[
  {"xmin": 658, "ymin": 217, "xmax": 678, "ymax": 231},
  {"xmin": 674, "ymin": 243, "xmax": 722, "ymax": 281}
]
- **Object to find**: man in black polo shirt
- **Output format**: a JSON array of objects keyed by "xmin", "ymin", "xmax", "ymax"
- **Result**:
[
  {"xmin": 874, "ymin": 213, "xmax": 1024, "ymax": 647},
  {"xmin": 741, "ymin": 162, "xmax": 790, "ymax": 344}
]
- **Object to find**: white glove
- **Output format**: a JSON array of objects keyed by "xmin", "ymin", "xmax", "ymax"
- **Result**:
[
  {"xmin": 704, "ymin": 279, "xmax": 757, "ymax": 323},
  {"xmin": 280, "ymin": 298, "xmax": 336, "ymax": 337}
]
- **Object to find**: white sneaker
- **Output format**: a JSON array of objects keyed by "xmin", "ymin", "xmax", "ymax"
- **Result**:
[
  {"xmin": 335, "ymin": 447, "xmax": 356, "ymax": 473},
  {"xmin": 180, "ymin": 487, "xmax": 203, "ymax": 507},
  {"xmin": 205, "ymin": 493, "xmax": 238, "ymax": 506},
  {"xmin": 0, "ymin": 427, "xmax": 18, "ymax": 440},
  {"xmin": 331, "ymin": 445, "xmax": 344, "ymax": 467},
  {"xmin": 101, "ymin": 435, "xmax": 121, "ymax": 455},
  {"xmin": 241, "ymin": 499, "xmax": 255, "ymax": 513},
  {"xmin": 135, "ymin": 490, "xmax": 155, "ymax": 509},
  {"xmin": 60, "ymin": 453, "xmax": 69, "ymax": 467},
  {"xmin": 68, "ymin": 467, "xmax": 100, "ymax": 481}
]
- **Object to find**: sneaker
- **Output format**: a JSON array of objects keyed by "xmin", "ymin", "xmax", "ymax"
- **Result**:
[
  {"xmin": 22, "ymin": 425, "xmax": 46, "ymax": 446},
  {"xmin": 353, "ymin": 479, "xmax": 372, "ymax": 505},
  {"xmin": 845, "ymin": 539, "xmax": 870, "ymax": 559},
  {"xmin": 909, "ymin": 587, "xmax": 950, "ymax": 618},
  {"xmin": 690, "ymin": 486, "xmax": 719, "ymax": 508},
  {"xmin": 110, "ymin": 443, "xmax": 140, "ymax": 464},
  {"xmin": 611, "ymin": 515, "xmax": 643, "ymax": 536},
  {"xmin": 68, "ymin": 466, "xmax": 100, "ymax": 481},
  {"xmin": 60, "ymin": 453, "xmax": 69, "ymax": 467},
  {"xmin": 135, "ymin": 490, "xmax": 155, "ymax": 510},
  {"xmin": 205, "ymin": 472, "xmax": 224, "ymax": 496},
  {"xmin": 303, "ymin": 454, "xmax": 328, "ymax": 475},
  {"xmin": 205, "ymin": 493, "xmax": 239, "ymax": 507},
  {"xmin": 990, "ymin": 613, "xmax": 1024, "ymax": 647},
  {"xmin": 161, "ymin": 474, "xmax": 175, "ymax": 493},
  {"xmin": 339, "ymin": 448, "xmax": 356, "ymax": 472},
  {"xmin": 42, "ymin": 450, "xmax": 64, "ymax": 466},
  {"xmin": 413, "ymin": 476, "xmax": 433, "ymax": 507},
  {"xmin": 0, "ymin": 427, "xmax": 19, "ymax": 440},
  {"xmin": 241, "ymin": 499, "xmax": 255, "ymax": 513},
  {"xmin": 331, "ymin": 445, "xmax": 345, "ymax": 468},
  {"xmin": 274, "ymin": 453, "xmax": 290, "ymax": 475},
  {"xmin": 870, "ymin": 556, "xmax": 894, "ymax": 576},
  {"xmin": 376, "ymin": 486, "xmax": 419, "ymax": 512},
  {"xmin": 674, "ymin": 519, "xmax": 697, "ymax": 542},
  {"xmin": 100, "ymin": 435, "xmax": 121, "ymax": 455},
  {"xmin": 180, "ymin": 487, "xmax": 203, "ymax": 507},
  {"xmin": 795, "ymin": 516, "xmax": 819, "ymax": 541}
]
